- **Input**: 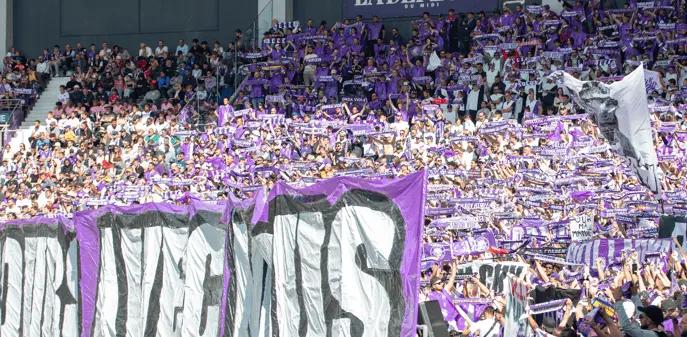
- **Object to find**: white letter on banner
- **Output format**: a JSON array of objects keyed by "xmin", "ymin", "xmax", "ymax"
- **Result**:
[
  {"xmin": 273, "ymin": 212, "xmax": 326, "ymax": 337},
  {"xmin": 140, "ymin": 227, "xmax": 162, "ymax": 337},
  {"xmin": 141, "ymin": 226, "xmax": 188, "ymax": 336},
  {"xmin": 60, "ymin": 237, "xmax": 80, "ymax": 337},
  {"xmin": 27, "ymin": 237, "xmax": 49, "ymax": 337},
  {"xmin": 22, "ymin": 237, "xmax": 39, "ymax": 335},
  {"xmin": 121, "ymin": 228, "xmax": 143, "ymax": 337},
  {"xmin": 32, "ymin": 236, "xmax": 62, "ymax": 337},
  {"xmin": 1, "ymin": 237, "xmax": 23, "ymax": 337},
  {"xmin": 46, "ymin": 237, "xmax": 62, "ymax": 337},
  {"xmin": 328, "ymin": 206, "xmax": 394, "ymax": 337},
  {"xmin": 93, "ymin": 227, "xmax": 118, "ymax": 337},
  {"xmin": 354, "ymin": 0, "xmax": 373, "ymax": 5},
  {"xmin": 248, "ymin": 234, "xmax": 273, "ymax": 337},
  {"xmin": 154, "ymin": 226, "xmax": 186, "ymax": 337},
  {"xmin": 231, "ymin": 217, "xmax": 252, "ymax": 336},
  {"xmin": 181, "ymin": 224, "xmax": 225, "ymax": 337}
]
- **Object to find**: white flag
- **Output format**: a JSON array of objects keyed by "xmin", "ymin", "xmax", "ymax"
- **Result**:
[
  {"xmin": 427, "ymin": 51, "xmax": 441, "ymax": 72},
  {"xmin": 554, "ymin": 64, "xmax": 662, "ymax": 193}
]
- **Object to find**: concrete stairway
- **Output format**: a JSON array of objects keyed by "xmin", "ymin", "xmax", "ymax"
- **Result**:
[
  {"xmin": 6, "ymin": 77, "xmax": 70, "ymax": 155},
  {"xmin": 20, "ymin": 77, "xmax": 69, "ymax": 128}
]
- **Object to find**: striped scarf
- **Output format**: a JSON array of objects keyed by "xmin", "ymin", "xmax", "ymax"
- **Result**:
[{"xmin": 435, "ymin": 119, "xmax": 446, "ymax": 141}]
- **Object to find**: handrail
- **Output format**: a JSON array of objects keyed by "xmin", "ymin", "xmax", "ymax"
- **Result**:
[
  {"xmin": 0, "ymin": 98, "xmax": 23, "ymax": 124},
  {"xmin": 0, "ymin": 99, "xmax": 27, "ymax": 160}
]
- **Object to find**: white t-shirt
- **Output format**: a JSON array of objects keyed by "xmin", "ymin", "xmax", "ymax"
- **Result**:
[
  {"xmin": 45, "ymin": 116, "xmax": 58, "ymax": 127},
  {"xmin": 467, "ymin": 89, "xmax": 480, "ymax": 111},
  {"xmin": 463, "ymin": 119, "xmax": 476, "ymax": 133},
  {"xmin": 58, "ymin": 91, "xmax": 70, "ymax": 103},
  {"xmin": 469, "ymin": 318, "xmax": 501, "ymax": 337},
  {"xmin": 461, "ymin": 150, "xmax": 474, "ymax": 170},
  {"xmin": 155, "ymin": 46, "xmax": 168, "ymax": 57},
  {"xmin": 486, "ymin": 67, "xmax": 500, "ymax": 87},
  {"xmin": 139, "ymin": 46, "xmax": 153, "ymax": 57},
  {"xmin": 499, "ymin": 99, "xmax": 514, "ymax": 113}
]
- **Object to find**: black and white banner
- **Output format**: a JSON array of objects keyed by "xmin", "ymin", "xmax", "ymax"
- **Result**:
[
  {"xmin": 454, "ymin": 261, "xmax": 528, "ymax": 294},
  {"xmin": 225, "ymin": 171, "xmax": 426, "ymax": 337},
  {"xmin": 77, "ymin": 203, "xmax": 229, "ymax": 337},
  {"xmin": 2, "ymin": 172, "xmax": 426, "ymax": 337},
  {"xmin": 0, "ymin": 217, "xmax": 79, "ymax": 337}
]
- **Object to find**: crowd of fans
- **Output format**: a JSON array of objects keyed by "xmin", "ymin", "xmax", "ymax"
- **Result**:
[
  {"xmin": 1, "ymin": 47, "xmax": 44, "ymax": 111},
  {"xmin": 1, "ymin": 0, "xmax": 687, "ymax": 336}
]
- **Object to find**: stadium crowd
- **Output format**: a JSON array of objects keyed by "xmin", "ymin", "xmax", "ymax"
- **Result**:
[
  {"xmin": 1, "ymin": 47, "xmax": 45, "ymax": 113},
  {"xmin": 2, "ymin": 0, "xmax": 687, "ymax": 336}
]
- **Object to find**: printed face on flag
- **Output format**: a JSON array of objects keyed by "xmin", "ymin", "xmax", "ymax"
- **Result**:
[{"xmin": 578, "ymin": 81, "xmax": 618, "ymax": 126}]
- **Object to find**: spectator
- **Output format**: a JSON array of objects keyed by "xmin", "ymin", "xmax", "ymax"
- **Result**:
[
  {"xmin": 155, "ymin": 40, "xmax": 168, "ymax": 58},
  {"xmin": 175, "ymin": 39, "xmax": 189, "ymax": 55},
  {"xmin": 138, "ymin": 43, "xmax": 153, "ymax": 58}
]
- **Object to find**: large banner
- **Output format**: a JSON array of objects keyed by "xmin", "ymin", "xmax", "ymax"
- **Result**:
[
  {"xmin": 227, "ymin": 170, "xmax": 427, "ymax": 337},
  {"xmin": 342, "ymin": 0, "xmax": 499, "ymax": 19},
  {"xmin": 504, "ymin": 276, "xmax": 529, "ymax": 337},
  {"xmin": 555, "ymin": 65, "xmax": 662, "ymax": 193},
  {"xmin": 76, "ymin": 202, "xmax": 228, "ymax": 337},
  {"xmin": 0, "ymin": 217, "xmax": 80, "ymax": 337},
  {"xmin": 0, "ymin": 173, "xmax": 426, "ymax": 337}
]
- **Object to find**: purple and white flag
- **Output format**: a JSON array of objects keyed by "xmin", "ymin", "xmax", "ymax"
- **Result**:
[{"xmin": 566, "ymin": 239, "xmax": 672, "ymax": 268}]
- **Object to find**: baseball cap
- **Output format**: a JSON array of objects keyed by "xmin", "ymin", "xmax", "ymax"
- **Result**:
[{"xmin": 637, "ymin": 305, "xmax": 664, "ymax": 325}]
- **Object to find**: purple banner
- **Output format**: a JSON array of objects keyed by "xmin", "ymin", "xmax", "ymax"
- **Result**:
[
  {"xmin": 261, "ymin": 170, "xmax": 427, "ymax": 337},
  {"xmin": 5, "ymin": 173, "xmax": 426, "ymax": 337},
  {"xmin": 566, "ymin": 239, "xmax": 672, "ymax": 269},
  {"xmin": 75, "ymin": 201, "xmax": 227, "ymax": 337}
]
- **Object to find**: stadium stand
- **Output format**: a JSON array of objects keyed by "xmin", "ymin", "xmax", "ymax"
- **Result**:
[{"xmin": 1, "ymin": 1, "xmax": 687, "ymax": 336}]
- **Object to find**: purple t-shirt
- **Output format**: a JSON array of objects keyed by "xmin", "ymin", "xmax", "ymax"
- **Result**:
[
  {"xmin": 366, "ymin": 22, "xmax": 383, "ymax": 41},
  {"xmin": 249, "ymin": 78, "xmax": 268, "ymax": 98},
  {"xmin": 217, "ymin": 104, "xmax": 234, "ymax": 126}
]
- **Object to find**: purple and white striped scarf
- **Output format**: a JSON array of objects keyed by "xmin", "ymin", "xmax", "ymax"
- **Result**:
[{"xmin": 566, "ymin": 239, "xmax": 672, "ymax": 268}]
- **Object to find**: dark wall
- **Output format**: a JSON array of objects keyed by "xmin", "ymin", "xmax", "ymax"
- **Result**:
[
  {"xmin": 293, "ymin": 0, "xmax": 341, "ymax": 27},
  {"xmin": 13, "ymin": 0, "xmax": 257, "ymax": 57},
  {"xmin": 292, "ymin": 0, "xmax": 438, "ymax": 44}
]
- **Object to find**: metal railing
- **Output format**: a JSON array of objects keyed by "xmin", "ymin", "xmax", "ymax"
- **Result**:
[{"xmin": 0, "ymin": 99, "xmax": 26, "ymax": 156}]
